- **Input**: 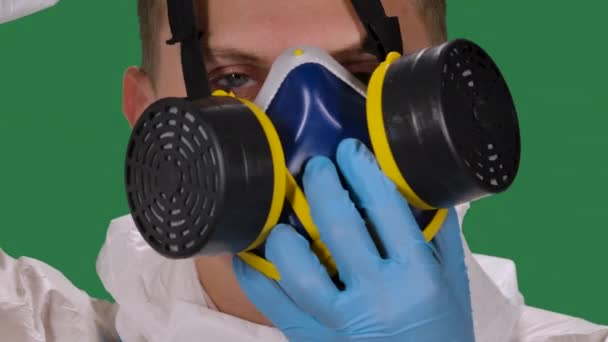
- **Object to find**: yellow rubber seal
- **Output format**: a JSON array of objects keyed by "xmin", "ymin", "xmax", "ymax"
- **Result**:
[
  {"xmin": 422, "ymin": 208, "xmax": 449, "ymax": 242},
  {"xmin": 366, "ymin": 52, "xmax": 434, "ymax": 210},
  {"xmin": 366, "ymin": 53, "xmax": 448, "ymax": 241},
  {"xmin": 212, "ymin": 90, "xmax": 286, "ymax": 280}
]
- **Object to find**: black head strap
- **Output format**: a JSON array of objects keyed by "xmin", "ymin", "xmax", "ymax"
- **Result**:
[
  {"xmin": 166, "ymin": 0, "xmax": 210, "ymax": 100},
  {"xmin": 351, "ymin": 0, "xmax": 404, "ymax": 60},
  {"xmin": 164, "ymin": 0, "xmax": 403, "ymax": 100}
]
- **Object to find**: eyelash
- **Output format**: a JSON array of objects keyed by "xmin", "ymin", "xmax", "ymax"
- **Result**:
[
  {"xmin": 208, "ymin": 66, "xmax": 259, "ymax": 91},
  {"xmin": 213, "ymin": 73, "xmax": 254, "ymax": 90},
  {"xmin": 208, "ymin": 61, "xmax": 379, "ymax": 92}
]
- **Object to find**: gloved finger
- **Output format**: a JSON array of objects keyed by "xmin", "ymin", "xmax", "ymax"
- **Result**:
[
  {"xmin": 431, "ymin": 208, "xmax": 472, "ymax": 312},
  {"xmin": 303, "ymin": 156, "xmax": 381, "ymax": 285},
  {"xmin": 265, "ymin": 224, "xmax": 340, "ymax": 322},
  {"xmin": 232, "ymin": 254, "xmax": 320, "ymax": 329},
  {"xmin": 336, "ymin": 138, "xmax": 435, "ymax": 265}
]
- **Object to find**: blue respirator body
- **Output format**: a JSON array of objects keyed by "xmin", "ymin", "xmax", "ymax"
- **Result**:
[
  {"xmin": 124, "ymin": 0, "xmax": 521, "ymax": 279},
  {"xmin": 256, "ymin": 47, "xmax": 430, "ymax": 243},
  {"xmin": 257, "ymin": 47, "xmax": 371, "ymax": 176}
]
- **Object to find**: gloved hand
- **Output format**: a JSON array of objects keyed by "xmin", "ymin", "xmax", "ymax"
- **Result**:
[
  {"xmin": 0, "ymin": 0, "xmax": 58, "ymax": 24},
  {"xmin": 233, "ymin": 138, "xmax": 475, "ymax": 341}
]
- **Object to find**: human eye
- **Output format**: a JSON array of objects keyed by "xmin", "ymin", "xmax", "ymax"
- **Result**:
[
  {"xmin": 212, "ymin": 72, "xmax": 256, "ymax": 91},
  {"xmin": 208, "ymin": 66, "xmax": 263, "ymax": 99}
]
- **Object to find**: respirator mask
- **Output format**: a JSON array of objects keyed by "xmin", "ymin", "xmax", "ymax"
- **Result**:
[{"xmin": 124, "ymin": 0, "xmax": 521, "ymax": 279}]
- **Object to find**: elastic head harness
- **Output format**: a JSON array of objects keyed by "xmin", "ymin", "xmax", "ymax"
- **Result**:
[
  {"xmin": 167, "ymin": 0, "xmax": 404, "ymax": 95},
  {"xmin": 165, "ymin": 0, "xmax": 209, "ymax": 100},
  {"xmin": 351, "ymin": 0, "xmax": 404, "ymax": 60}
]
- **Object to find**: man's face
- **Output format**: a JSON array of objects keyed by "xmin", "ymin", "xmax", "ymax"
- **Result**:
[
  {"xmin": 141, "ymin": 0, "xmax": 435, "ymax": 107},
  {"xmin": 122, "ymin": 0, "xmax": 436, "ymax": 326}
]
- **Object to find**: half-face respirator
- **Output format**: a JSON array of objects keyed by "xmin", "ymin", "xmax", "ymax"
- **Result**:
[{"xmin": 124, "ymin": 0, "xmax": 521, "ymax": 279}]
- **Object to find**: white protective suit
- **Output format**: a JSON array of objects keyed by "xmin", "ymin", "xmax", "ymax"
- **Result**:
[
  {"xmin": 1, "ymin": 2, "xmax": 607, "ymax": 341},
  {"xmin": 1, "ymin": 203, "xmax": 607, "ymax": 342},
  {"xmin": 0, "ymin": 0, "xmax": 58, "ymax": 24}
]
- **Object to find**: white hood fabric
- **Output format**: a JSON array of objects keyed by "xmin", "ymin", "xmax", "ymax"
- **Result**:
[
  {"xmin": 0, "ymin": 0, "xmax": 58, "ymax": 24},
  {"xmin": 0, "ymin": 252, "xmax": 118, "ymax": 341},
  {"xmin": 1, "ymin": 203, "xmax": 607, "ymax": 341}
]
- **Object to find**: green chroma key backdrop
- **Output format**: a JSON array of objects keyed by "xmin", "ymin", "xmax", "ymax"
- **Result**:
[{"xmin": 0, "ymin": 1, "xmax": 606, "ymax": 324}]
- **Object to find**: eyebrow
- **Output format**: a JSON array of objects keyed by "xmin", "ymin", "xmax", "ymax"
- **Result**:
[
  {"xmin": 201, "ymin": 40, "xmax": 374, "ymax": 66},
  {"xmin": 202, "ymin": 46, "xmax": 266, "ymax": 65}
]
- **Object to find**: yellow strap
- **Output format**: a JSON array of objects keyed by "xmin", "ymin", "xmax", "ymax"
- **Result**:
[
  {"xmin": 236, "ymin": 170, "xmax": 338, "ymax": 281},
  {"xmin": 285, "ymin": 171, "xmax": 338, "ymax": 275},
  {"xmin": 237, "ymin": 251, "xmax": 281, "ymax": 280}
]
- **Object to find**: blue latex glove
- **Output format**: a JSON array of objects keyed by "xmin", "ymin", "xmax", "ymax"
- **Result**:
[{"xmin": 233, "ymin": 138, "xmax": 475, "ymax": 341}]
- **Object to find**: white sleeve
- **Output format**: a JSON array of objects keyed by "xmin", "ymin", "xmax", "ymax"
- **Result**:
[
  {"xmin": 513, "ymin": 306, "xmax": 608, "ymax": 342},
  {"xmin": 0, "ymin": 248, "xmax": 120, "ymax": 342},
  {"xmin": 0, "ymin": 0, "xmax": 58, "ymax": 24}
]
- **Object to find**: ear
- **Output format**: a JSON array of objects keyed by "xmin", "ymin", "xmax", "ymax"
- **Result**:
[{"xmin": 122, "ymin": 66, "xmax": 155, "ymax": 128}]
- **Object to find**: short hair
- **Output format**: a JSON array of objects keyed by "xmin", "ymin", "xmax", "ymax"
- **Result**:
[
  {"xmin": 136, "ymin": 0, "xmax": 447, "ymax": 82},
  {"xmin": 416, "ymin": 0, "xmax": 447, "ymax": 44},
  {"xmin": 137, "ymin": 0, "xmax": 164, "ymax": 83}
]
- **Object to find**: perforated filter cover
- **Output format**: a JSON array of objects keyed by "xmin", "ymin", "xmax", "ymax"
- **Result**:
[
  {"xmin": 381, "ymin": 39, "xmax": 521, "ymax": 207},
  {"xmin": 441, "ymin": 40, "xmax": 520, "ymax": 192},
  {"xmin": 125, "ymin": 98, "xmax": 224, "ymax": 258}
]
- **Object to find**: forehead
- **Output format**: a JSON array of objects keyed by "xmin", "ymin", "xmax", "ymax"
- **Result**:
[{"xmin": 201, "ymin": 0, "xmax": 366, "ymax": 58}]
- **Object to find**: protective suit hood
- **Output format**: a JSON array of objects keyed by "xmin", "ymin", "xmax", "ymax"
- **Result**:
[
  {"xmin": 2, "ymin": 205, "xmax": 607, "ymax": 341},
  {"xmin": 96, "ymin": 206, "xmax": 608, "ymax": 341},
  {"xmin": 0, "ymin": 0, "xmax": 58, "ymax": 24},
  {"xmin": 96, "ymin": 203, "xmax": 525, "ymax": 342}
]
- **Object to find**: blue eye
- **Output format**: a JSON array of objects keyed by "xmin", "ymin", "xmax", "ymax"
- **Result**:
[{"xmin": 214, "ymin": 73, "xmax": 255, "ymax": 91}]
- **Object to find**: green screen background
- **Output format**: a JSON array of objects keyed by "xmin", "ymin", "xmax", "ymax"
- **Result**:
[{"xmin": 1, "ymin": 1, "xmax": 606, "ymax": 325}]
